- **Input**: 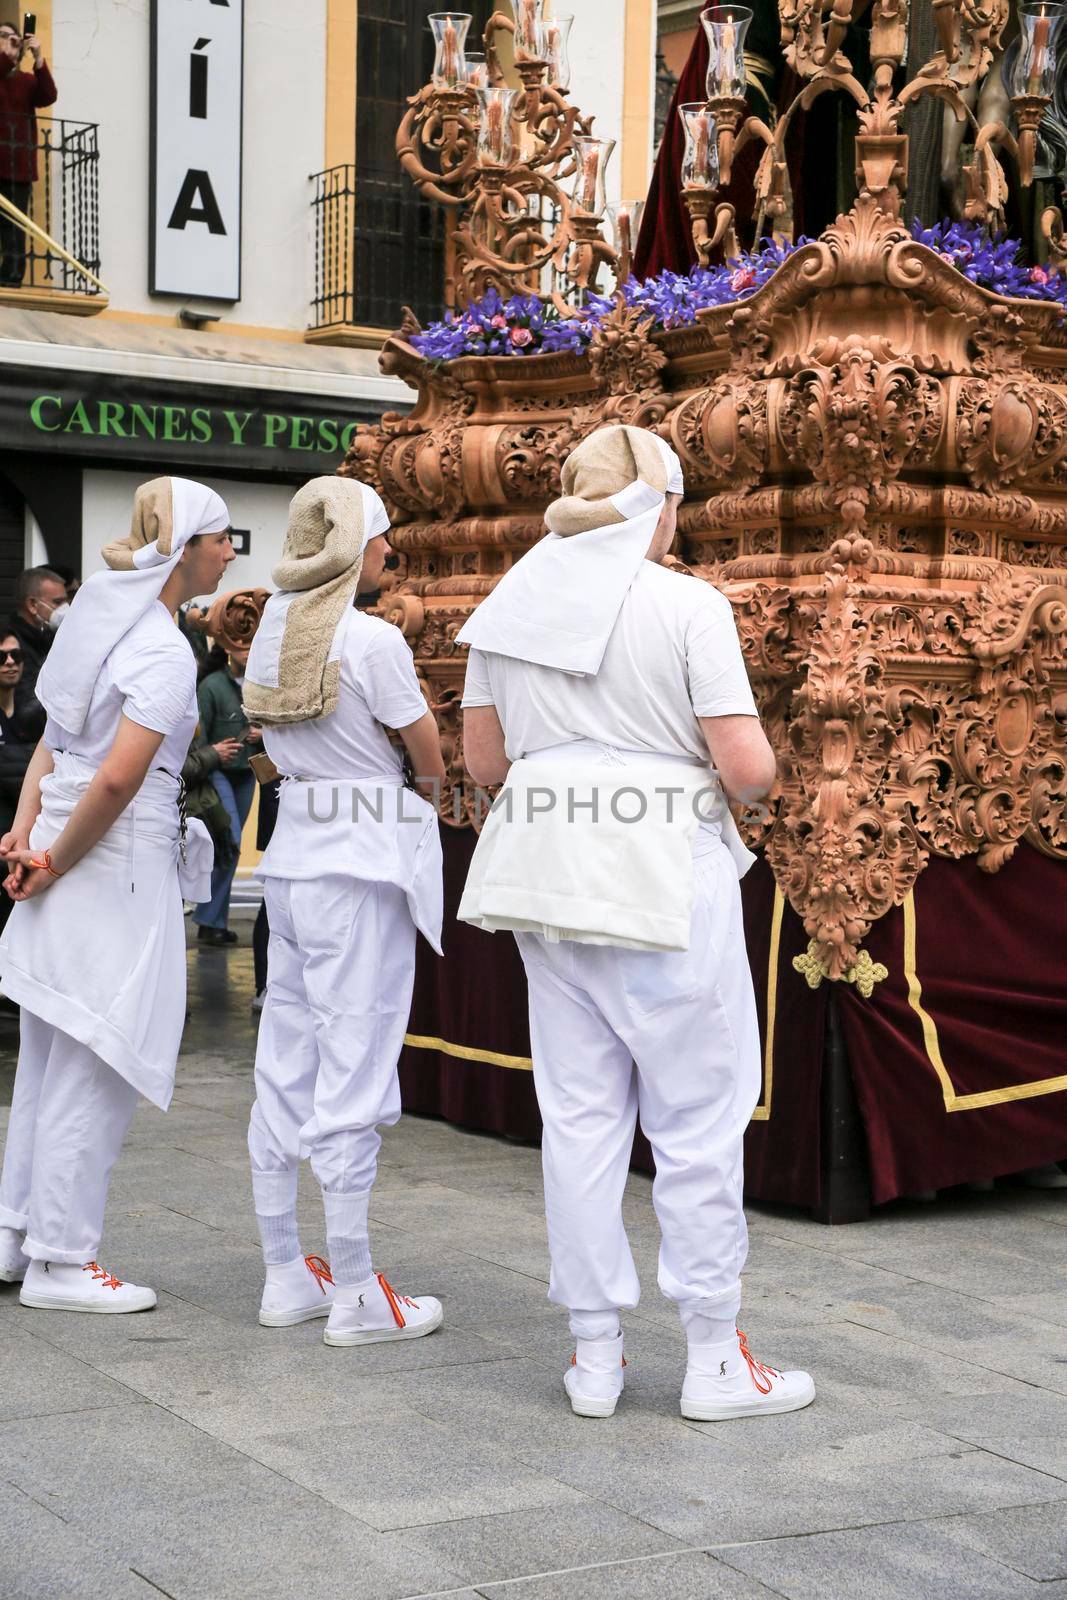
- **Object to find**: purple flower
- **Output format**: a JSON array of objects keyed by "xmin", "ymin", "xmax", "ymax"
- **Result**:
[{"xmin": 408, "ymin": 221, "xmax": 1065, "ymax": 365}]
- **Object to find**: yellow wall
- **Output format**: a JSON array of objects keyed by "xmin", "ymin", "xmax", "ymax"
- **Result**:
[
  {"xmin": 325, "ymin": 0, "xmax": 357, "ymax": 169},
  {"xmin": 621, "ymin": 0, "xmax": 656, "ymax": 201}
]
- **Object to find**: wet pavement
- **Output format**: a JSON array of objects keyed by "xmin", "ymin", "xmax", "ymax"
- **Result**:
[{"xmin": 2, "ymin": 917, "xmax": 1067, "ymax": 1598}]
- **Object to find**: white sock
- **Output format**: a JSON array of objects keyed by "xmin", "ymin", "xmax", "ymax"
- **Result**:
[
  {"xmin": 329, "ymin": 1234, "xmax": 373, "ymax": 1285},
  {"xmin": 322, "ymin": 1188, "xmax": 373, "ymax": 1287},
  {"xmin": 569, "ymin": 1309, "xmax": 621, "ymax": 1341},
  {"xmin": 256, "ymin": 1210, "xmax": 300, "ymax": 1267},
  {"xmin": 680, "ymin": 1288, "xmax": 741, "ymax": 1349}
]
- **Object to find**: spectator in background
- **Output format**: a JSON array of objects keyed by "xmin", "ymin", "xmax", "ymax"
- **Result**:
[
  {"xmin": 251, "ymin": 774, "xmax": 279, "ymax": 1011},
  {"xmin": 193, "ymin": 644, "xmax": 261, "ymax": 946},
  {"xmin": 8, "ymin": 566, "xmax": 66, "ymax": 698},
  {"xmin": 0, "ymin": 21, "xmax": 57, "ymax": 288},
  {"xmin": 0, "ymin": 629, "xmax": 42, "ymax": 968}
]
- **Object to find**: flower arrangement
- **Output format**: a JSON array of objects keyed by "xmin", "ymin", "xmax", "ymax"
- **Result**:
[{"xmin": 408, "ymin": 220, "xmax": 1067, "ymax": 363}]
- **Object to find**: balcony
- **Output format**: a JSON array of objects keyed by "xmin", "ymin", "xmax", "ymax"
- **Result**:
[
  {"xmin": 0, "ymin": 117, "xmax": 105, "ymax": 314},
  {"xmin": 306, "ymin": 162, "xmax": 445, "ymax": 347}
]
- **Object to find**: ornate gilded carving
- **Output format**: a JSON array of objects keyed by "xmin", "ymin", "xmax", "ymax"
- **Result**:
[{"xmin": 344, "ymin": 200, "xmax": 1067, "ymax": 984}]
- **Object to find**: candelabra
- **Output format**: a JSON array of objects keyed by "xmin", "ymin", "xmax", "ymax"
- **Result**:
[
  {"xmin": 682, "ymin": 0, "xmax": 1067, "ymax": 266},
  {"xmin": 397, "ymin": 4, "xmax": 644, "ymax": 309}
]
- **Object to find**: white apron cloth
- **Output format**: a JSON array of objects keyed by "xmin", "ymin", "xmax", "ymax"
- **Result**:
[
  {"xmin": 0, "ymin": 752, "xmax": 212, "ymax": 1111},
  {"xmin": 459, "ymin": 740, "xmax": 754, "ymax": 952},
  {"xmin": 257, "ymin": 773, "xmax": 443, "ymax": 955}
]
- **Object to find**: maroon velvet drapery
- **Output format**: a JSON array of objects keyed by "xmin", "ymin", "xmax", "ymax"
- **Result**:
[
  {"xmin": 399, "ymin": 833, "xmax": 1067, "ymax": 1209},
  {"xmin": 633, "ymin": 21, "xmax": 848, "ymax": 279},
  {"xmin": 837, "ymin": 850, "xmax": 1067, "ymax": 1204},
  {"xmin": 634, "ymin": 26, "xmax": 766, "ymax": 279},
  {"xmin": 398, "ymin": 835, "xmax": 830, "ymax": 1202}
]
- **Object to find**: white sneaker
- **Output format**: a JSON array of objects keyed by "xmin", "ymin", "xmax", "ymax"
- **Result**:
[
  {"xmin": 323, "ymin": 1271, "xmax": 442, "ymax": 1347},
  {"xmin": 0, "ymin": 1226, "xmax": 29, "ymax": 1283},
  {"xmin": 564, "ymin": 1333, "xmax": 626, "ymax": 1418},
  {"xmin": 681, "ymin": 1329, "xmax": 815, "ymax": 1421},
  {"xmin": 19, "ymin": 1260, "xmax": 157, "ymax": 1315},
  {"xmin": 259, "ymin": 1254, "xmax": 335, "ymax": 1327}
]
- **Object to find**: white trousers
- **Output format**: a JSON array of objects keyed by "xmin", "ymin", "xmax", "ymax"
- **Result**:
[
  {"xmin": 516, "ymin": 840, "xmax": 762, "ymax": 1318},
  {"xmin": 0, "ymin": 1010, "xmax": 139, "ymax": 1263},
  {"xmin": 247, "ymin": 874, "xmax": 417, "ymax": 1215}
]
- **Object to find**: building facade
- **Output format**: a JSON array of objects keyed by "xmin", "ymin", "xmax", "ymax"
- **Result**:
[{"xmin": 0, "ymin": 0, "xmax": 652, "ymax": 603}]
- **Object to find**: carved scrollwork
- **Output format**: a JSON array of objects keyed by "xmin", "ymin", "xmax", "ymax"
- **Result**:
[
  {"xmin": 344, "ymin": 199, "xmax": 1067, "ymax": 981},
  {"xmin": 778, "ymin": 350, "xmax": 943, "ymax": 533}
]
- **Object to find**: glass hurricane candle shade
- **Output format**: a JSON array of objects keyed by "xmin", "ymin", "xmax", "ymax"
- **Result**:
[
  {"xmin": 1013, "ymin": 2, "xmax": 1066, "ymax": 95},
  {"xmin": 464, "ymin": 52, "xmax": 489, "ymax": 89},
  {"xmin": 701, "ymin": 5, "xmax": 752, "ymax": 98},
  {"xmin": 572, "ymin": 135, "xmax": 616, "ymax": 215},
  {"xmin": 429, "ymin": 12, "xmax": 472, "ymax": 89},
  {"xmin": 542, "ymin": 14, "xmax": 574, "ymax": 88},
  {"xmin": 607, "ymin": 201, "xmax": 645, "ymax": 263},
  {"xmin": 514, "ymin": 0, "xmax": 545, "ymax": 60},
  {"xmin": 679, "ymin": 103, "xmax": 720, "ymax": 189},
  {"xmin": 476, "ymin": 85, "xmax": 519, "ymax": 166}
]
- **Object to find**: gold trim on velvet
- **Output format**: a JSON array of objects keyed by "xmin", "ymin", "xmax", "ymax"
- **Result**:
[
  {"xmin": 407, "ymin": 885, "xmax": 789, "ymax": 1110},
  {"xmin": 903, "ymin": 890, "xmax": 1067, "ymax": 1111},
  {"xmin": 404, "ymin": 1032, "xmax": 533, "ymax": 1071},
  {"xmin": 749, "ymin": 885, "xmax": 784, "ymax": 1123}
]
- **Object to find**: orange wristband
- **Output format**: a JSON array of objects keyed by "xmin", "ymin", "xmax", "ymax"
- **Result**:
[{"xmin": 28, "ymin": 851, "xmax": 62, "ymax": 879}]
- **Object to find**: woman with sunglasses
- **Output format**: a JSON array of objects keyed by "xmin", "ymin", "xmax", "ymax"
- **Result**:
[{"xmin": 0, "ymin": 634, "xmax": 43, "ymax": 949}]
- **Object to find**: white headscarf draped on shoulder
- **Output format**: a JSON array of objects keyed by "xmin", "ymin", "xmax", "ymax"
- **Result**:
[
  {"xmin": 456, "ymin": 423, "xmax": 684, "ymax": 675},
  {"xmin": 243, "ymin": 475, "xmax": 390, "ymax": 726},
  {"xmin": 36, "ymin": 475, "xmax": 230, "ymax": 737}
]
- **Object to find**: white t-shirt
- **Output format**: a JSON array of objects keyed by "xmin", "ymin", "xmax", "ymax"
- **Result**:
[
  {"xmin": 461, "ymin": 562, "xmax": 757, "ymax": 761},
  {"xmin": 263, "ymin": 610, "xmax": 428, "ymax": 780},
  {"xmin": 44, "ymin": 602, "xmax": 198, "ymax": 774}
]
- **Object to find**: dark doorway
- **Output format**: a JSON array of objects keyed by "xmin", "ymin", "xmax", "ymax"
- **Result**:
[
  {"xmin": 0, "ymin": 470, "xmax": 25, "ymax": 621},
  {"xmin": 354, "ymin": 0, "xmax": 491, "ymax": 328}
]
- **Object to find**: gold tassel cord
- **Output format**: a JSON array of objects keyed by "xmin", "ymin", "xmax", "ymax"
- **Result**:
[{"xmin": 0, "ymin": 189, "xmax": 108, "ymax": 296}]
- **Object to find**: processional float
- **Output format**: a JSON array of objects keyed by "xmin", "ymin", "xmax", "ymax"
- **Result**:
[{"xmin": 344, "ymin": 1, "xmax": 1067, "ymax": 1215}]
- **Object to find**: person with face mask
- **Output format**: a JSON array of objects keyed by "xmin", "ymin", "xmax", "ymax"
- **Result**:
[
  {"xmin": 8, "ymin": 567, "xmax": 68, "ymax": 700},
  {"xmin": 0, "ymin": 478, "xmax": 236, "ymax": 1310}
]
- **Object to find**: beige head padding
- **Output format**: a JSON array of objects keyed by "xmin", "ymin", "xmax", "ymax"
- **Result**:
[
  {"xmin": 545, "ymin": 425, "xmax": 669, "ymax": 538},
  {"xmin": 101, "ymin": 478, "xmax": 174, "ymax": 571},
  {"xmin": 272, "ymin": 476, "xmax": 366, "ymax": 592}
]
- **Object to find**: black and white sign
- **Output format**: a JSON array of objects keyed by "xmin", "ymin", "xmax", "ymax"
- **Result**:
[{"xmin": 150, "ymin": 0, "xmax": 244, "ymax": 301}]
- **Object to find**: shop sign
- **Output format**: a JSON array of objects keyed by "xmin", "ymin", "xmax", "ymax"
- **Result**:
[
  {"xmin": 0, "ymin": 368, "xmax": 386, "ymax": 478},
  {"xmin": 150, "ymin": 0, "xmax": 244, "ymax": 300}
]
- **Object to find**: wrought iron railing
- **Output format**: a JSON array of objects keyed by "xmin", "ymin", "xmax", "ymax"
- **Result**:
[
  {"xmin": 309, "ymin": 162, "xmax": 445, "ymax": 332},
  {"xmin": 0, "ymin": 117, "xmax": 101, "ymax": 295}
]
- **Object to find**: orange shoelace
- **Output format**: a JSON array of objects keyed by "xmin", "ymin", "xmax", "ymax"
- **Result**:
[
  {"xmin": 83, "ymin": 1261, "xmax": 122, "ymax": 1290},
  {"xmin": 737, "ymin": 1329, "xmax": 781, "ymax": 1395},
  {"xmin": 377, "ymin": 1272, "xmax": 418, "ymax": 1329},
  {"xmin": 305, "ymin": 1255, "xmax": 334, "ymax": 1295}
]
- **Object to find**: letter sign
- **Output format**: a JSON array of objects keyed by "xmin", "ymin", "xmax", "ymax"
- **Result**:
[{"xmin": 150, "ymin": 0, "xmax": 244, "ymax": 299}]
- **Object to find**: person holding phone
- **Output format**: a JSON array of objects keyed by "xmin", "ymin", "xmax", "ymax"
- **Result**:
[
  {"xmin": 0, "ymin": 15, "xmax": 56, "ymax": 288},
  {"xmin": 192, "ymin": 640, "xmax": 262, "ymax": 946}
]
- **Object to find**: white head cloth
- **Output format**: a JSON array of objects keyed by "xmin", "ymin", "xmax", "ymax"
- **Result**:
[
  {"xmin": 456, "ymin": 424, "xmax": 685, "ymax": 675},
  {"xmin": 36, "ymin": 476, "xmax": 230, "ymax": 736}
]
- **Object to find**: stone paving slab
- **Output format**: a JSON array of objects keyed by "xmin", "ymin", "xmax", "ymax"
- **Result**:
[{"xmin": 2, "ymin": 940, "xmax": 1067, "ymax": 1598}]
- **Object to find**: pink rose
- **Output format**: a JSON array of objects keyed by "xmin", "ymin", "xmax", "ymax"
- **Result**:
[
  {"xmin": 510, "ymin": 326, "xmax": 534, "ymax": 347},
  {"xmin": 730, "ymin": 265, "xmax": 757, "ymax": 293},
  {"xmin": 490, "ymin": 314, "xmax": 508, "ymax": 328},
  {"xmin": 1032, "ymin": 266, "xmax": 1050, "ymax": 285}
]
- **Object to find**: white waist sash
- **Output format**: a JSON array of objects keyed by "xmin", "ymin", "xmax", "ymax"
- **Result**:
[
  {"xmin": 256, "ymin": 773, "xmax": 444, "ymax": 955},
  {"xmin": 0, "ymin": 749, "xmax": 206, "ymax": 1108},
  {"xmin": 458, "ymin": 739, "xmax": 755, "ymax": 953}
]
